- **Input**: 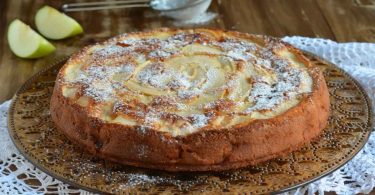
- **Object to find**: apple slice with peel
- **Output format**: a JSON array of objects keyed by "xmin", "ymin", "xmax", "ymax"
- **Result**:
[
  {"xmin": 7, "ymin": 19, "xmax": 56, "ymax": 59},
  {"xmin": 35, "ymin": 6, "xmax": 83, "ymax": 40}
]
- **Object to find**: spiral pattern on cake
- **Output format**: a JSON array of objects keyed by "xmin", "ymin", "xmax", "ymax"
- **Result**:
[{"xmin": 61, "ymin": 29, "xmax": 313, "ymax": 136}]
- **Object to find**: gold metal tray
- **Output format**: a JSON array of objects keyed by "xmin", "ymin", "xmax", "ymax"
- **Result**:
[{"xmin": 8, "ymin": 53, "xmax": 373, "ymax": 194}]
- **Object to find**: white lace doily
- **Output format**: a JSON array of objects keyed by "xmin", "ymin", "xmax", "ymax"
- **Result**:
[{"xmin": 1, "ymin": 37, "xmax": 374, "ymax": 194}]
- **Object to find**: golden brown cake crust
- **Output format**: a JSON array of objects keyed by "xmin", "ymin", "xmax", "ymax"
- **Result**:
[{"xmin": 50, "ymin": 29, "xmax": 330, "ymax": 171}]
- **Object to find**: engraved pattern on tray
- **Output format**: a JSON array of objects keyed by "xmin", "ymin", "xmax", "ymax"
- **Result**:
[{"xmin": 7, "ymin": 52, "xmax": 373, "ymax": 194}]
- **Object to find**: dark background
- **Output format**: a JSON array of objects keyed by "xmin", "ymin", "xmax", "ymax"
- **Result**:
[{"xmin": 1, "ymin": 0, "xmax": 375, "ymax": 103}]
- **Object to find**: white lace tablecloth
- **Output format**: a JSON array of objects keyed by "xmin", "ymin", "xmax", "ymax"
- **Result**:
[{"xmin": 1, "ymin": 37, "xmax": 375, "ymax": 195}]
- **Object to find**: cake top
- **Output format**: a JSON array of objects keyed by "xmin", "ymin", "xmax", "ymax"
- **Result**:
[{"xmin": 60, "ymin": 29, "xmax": 313, "ymax": 136}]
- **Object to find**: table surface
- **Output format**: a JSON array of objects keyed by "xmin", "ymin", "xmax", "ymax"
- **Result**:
[
  {"xmin": 1, "ymin": 0, "xmax": 375, "ymax": 103},
  {"xmin": 1, "ymin": 0, "xmax": 375, "ymax": 194}
]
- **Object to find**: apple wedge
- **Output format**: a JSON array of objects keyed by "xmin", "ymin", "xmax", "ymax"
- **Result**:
[
  {"xmin": 7, "ymin": 19, "xmax": 56, "ymax": 59},
  {"xmin": 35, "ymin": 6, "xmax": 83, "ymax": 40}
]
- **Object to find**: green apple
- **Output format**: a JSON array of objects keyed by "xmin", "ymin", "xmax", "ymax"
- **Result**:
[
  {"xmin": 35, "ymin": 5, "xmax": 83, "ymax": 40},
  {"xmin": 7, "ymin": 19, "xmax": 56, "ymax": 59}
]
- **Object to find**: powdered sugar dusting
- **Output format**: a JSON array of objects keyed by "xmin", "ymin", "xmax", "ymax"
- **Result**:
[
  {"xmin": 190, "ymin": 114, "xmax": 209, "ymax": 128},
  {"xmin": 117, "ymin": 172, "xmax": 199, "ymax": 192},
  {"xmin": 215, "ymin": 38, "xmax": 257, "ymax": 61},
  {"xmin": 136, "ymin": 63, "xmax": 194, "ymax": 90},
  {"xmin": 93, "ymin": 45, "xmax": 128, "ymax": 57},
  {"xmin": 246, "ymin": 82, "xmax": 285, "ymax": 112},
  {"xmin": 119, "ymin": 173, "xmax": 157, "ymax": 189},
  {"xmin": 70, "ymin": 63, "xmax": 134, "ymax": 102}
]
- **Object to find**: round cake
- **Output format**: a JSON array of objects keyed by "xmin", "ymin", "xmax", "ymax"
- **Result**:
[{"xmin": 50, "ymin": 28, "xmax": 330, "ymax": 171}]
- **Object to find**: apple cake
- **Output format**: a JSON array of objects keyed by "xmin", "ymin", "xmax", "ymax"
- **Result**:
[{"xmin": 50, "ymin": 28, "xmax": 330, "ymax": 171}]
